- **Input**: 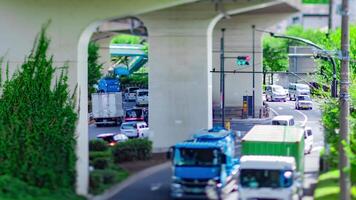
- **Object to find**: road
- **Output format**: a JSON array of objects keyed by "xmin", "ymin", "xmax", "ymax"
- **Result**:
[{"xmin": 104, "ymin": 100, "xmax": 324, "ymax": 200}]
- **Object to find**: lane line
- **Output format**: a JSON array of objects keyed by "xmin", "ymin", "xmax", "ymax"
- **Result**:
[
  {"xmin": 269, "ymin": 107, "xmax": 279, "ymax": 116},
  {"xmin": 295, "ymin": 109, "xmax": 308, "ymax": 126}
]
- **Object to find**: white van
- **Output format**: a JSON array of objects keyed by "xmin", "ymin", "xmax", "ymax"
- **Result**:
[
  {"xmin": 272, "ymin": 115, "xmax": 295, "ymax": 126},
  {"xmin": 135, "ymin": 89, "xmax": 148, "ymax": 106},
  {"xmin": 289, "ymin": 83, "xmax": 310, "ymax": 101},
  {"xmin": 265, "ymin": 85, "xmax": 287, "ymax": 102}
]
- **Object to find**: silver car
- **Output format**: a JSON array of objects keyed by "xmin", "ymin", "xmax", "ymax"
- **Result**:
[{"xmin": 295, "ymin": 95, "xmax": 313, "ymax": 110}]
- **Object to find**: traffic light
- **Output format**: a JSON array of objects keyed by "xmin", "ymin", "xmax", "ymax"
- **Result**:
[{"xmin": 236, "ymin": 56, "xmax": 250, "ymax": 65}]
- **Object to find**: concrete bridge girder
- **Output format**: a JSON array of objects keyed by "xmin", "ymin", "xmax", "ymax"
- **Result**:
[
  {"xmin": 0, "ymin": 0, "xmax": 300, "ymax": 196},
  {"xmin": 138, "ymin": 0, "xmax": 299, "ymax": 151}
]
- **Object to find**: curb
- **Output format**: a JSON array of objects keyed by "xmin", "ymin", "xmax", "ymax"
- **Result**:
[{"xmin": 89, "ymin": 161, "xmax": 170, "ymax": 200}]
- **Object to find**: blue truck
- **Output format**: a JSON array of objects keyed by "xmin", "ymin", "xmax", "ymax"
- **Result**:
[
  {"xmin": 169, "ymin": 127, "xmax": 240, "ymax": 199},
  {"xmin": 97, "ymin": 77, "xmax": 120, "ymax": 93}
]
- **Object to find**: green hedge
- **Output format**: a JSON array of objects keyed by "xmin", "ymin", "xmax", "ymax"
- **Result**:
[
  {"xmin": 112, "ymin": 139, "xmax": 152, "ymax": 163},
  {"xmin": 89, "ymin": 139, "xmax": 108, "ymax": 152},
  {"xmin": 0, "ymin": 175, "xmax": 84, "ymax": 200}
]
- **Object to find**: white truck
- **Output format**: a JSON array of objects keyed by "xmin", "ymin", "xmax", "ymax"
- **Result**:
[
  {"xmin": 239, "ymin": 156, "xmax": 303, "ymax": 200},
  {"xmin": 91, "ymin": 92, "xmax": 124, "ymax": 127}
]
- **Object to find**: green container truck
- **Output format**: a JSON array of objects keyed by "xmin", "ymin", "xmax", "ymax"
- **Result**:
[
  {"xmin": 238, "ymin": 125, "xmax": 305, "ymax": 200},
  {"xmin": 241, "ymin": 125, "xmax": 304, "ymax": 172}
]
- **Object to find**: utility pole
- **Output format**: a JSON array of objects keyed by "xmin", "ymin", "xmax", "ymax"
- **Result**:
[
  {"xmin": 328, "ymin": 0, "xmax": 333, "ymax": 33},
  {"xmin": 339, "ymin": 0, "xmax": 350, "ymax": 199},
  {"xmin": 252, "ymin": 25, "xmax": 255, "ymax": 118},
  {"xmin": 220, "ymin": 28, "xmax": 226, "ymax": 128}
]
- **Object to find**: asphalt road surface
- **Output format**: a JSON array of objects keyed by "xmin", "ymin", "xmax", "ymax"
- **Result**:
[{"xmin": 97, "ymin": 100, "xmax": 323, "ymax": 200}]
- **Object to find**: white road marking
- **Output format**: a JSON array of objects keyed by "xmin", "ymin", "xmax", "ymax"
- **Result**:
[
  {"xmin": 150, "ymin": 183, "xmax": 162, "ymax": 191},
  {"xmin": 269, "ymin": 107, "xmax": 279, "ymax": 116},
  {"xmin": 295, "ymin": 109, "xmax": 308, "ymax": 126}
]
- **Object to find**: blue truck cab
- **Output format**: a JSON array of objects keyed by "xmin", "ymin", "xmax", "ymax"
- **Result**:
[
  {"xmin": 97, "ymin": 77, "xmax": 120, "ymax": 93},
  {"xmin": 170, "ymin": 127, "xmax": 240, "ymax": 199}
]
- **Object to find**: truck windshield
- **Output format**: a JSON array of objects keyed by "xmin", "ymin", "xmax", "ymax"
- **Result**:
[
  {"xmin": 240, "ymin": 169, "xmax": 293, "ymax": 188},
  {"xmin": 272, "ymin": 120, "xmax": 288, "ymax": 126},
  {"xmin": 173, "ymin": 148, "xmax": 221, "ymax": 166}
]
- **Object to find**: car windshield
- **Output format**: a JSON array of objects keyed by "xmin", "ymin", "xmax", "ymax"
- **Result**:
[
  {"xmin": 129, "ymin": 88, "xmax": 139, "ymax": 93},
  {"xmin": 297, "ymin": 85, "xmax": 309, "ymax": 90},
  {"xmin": 240, "ymin": 169, "xmax": 293, "ymax": 188},
  {"xmin": 173, "ymin": 148, "xmax": 221, "ymax": 166},
  {"xmin": 138, "ymin": 91, "xmax": 148, "ymax": 96},
  {"xmin": 272, "ymin": 86, "xmax": 284, "ymax": 93},
  {"xmin": 272, "ymin": 120, "xmax": 288, "ymax": 126},
  {"xmin": 298, "ymin": 96, "xmax": 311, "ymax": 101},
  {"xmin": 126, "ymin": 109, "xmax": 143, "ymax": 118},
  {"xmin": 121, "ymin": 123, "xmax": 136, "ymax": 129}
]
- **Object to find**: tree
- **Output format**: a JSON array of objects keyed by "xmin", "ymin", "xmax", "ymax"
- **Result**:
[
  {"xmin": 0, "ymin": 25, "xmax": 77, "ymax": 190},
  {"xmin": 263, "ymin": 36, "xmax": 289, "ymax": 84},
  {"xmin": 88, "ymin": 41, "xmax": 103, "ymax": 95}
]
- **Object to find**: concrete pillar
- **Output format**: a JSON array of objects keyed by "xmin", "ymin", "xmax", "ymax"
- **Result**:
[{"xmin": 140, "ymin": 11, "xmax": 213, "ymax": 151}]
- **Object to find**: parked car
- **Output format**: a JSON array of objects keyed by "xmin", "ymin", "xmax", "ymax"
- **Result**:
[
  {"xmin": 135, "ymin": 89, "xmax": 148, "ymax": 106},
  {"xmin": 295, "ymin": 95, "xmax": 313, "ymax": 110},
  {"xmin": 289, "ymin": 83, "xmax": 310, "ymax": 101},
  {"xmin": 120, "ymin": 121, "xmax": 149, "ymax": 138},
  {"xmin": 124, "ymin": 87, "xmax": 140, "ymax": 101},
  {"xmin": 265, "ymin": 85, "xmax": 287, "ymax": 102},
  {"xmin": 97, "ymin": 132, "xmax": 128, "ymax": 146},
  {"xmin": 304, "ymin": 127, "xmax": 313, "ymax": 154},
  {"xmin": 272, "ymin": 115, "xmax": 295, "ymax": 126}
]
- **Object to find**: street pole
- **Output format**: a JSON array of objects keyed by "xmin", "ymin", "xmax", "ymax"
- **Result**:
[
  {"xmin": 220, "ymin": 28, "xmax": 226, "ymax": 128},
  {"xmin": 252, "ymin": 25, "xmax": 255, "ymax": 118},
  {"xmin": 328, "ymin": 0, "xmax": 333, "ymax": 33},
  {"xmin": 339, "ymin": 0, "xmax": 350, "ymax": 199}
]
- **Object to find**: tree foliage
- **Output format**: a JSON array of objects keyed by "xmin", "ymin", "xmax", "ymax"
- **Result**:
[
  {"xmin": 0, "ymin": 26, "xmax": 77, "ymax": 190},
  {"xmin": 88, "ymin": 41, "xmax": 103, "ymax": 95},
  {"xmin": 263, "ymin": 36, "xmax": 289, "ymax": 72}
]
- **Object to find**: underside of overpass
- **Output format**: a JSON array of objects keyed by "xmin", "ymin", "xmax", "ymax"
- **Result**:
[{"xmin": 0, "ymin": 0, "xmax": 300, "ymax": 195}]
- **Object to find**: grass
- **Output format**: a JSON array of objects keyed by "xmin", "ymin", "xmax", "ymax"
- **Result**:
[{"xmin": 314, "ymin": 169, "xmax": 356, "ymax": 200}]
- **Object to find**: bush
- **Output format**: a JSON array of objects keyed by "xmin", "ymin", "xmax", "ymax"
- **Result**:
[
  {"xmin": 0, "ymin": 175, "xmax": 83, "ymax": 200},
  {"xmin": 89, "ymin": 169, "xmax": 129, "ymax": 195},
  {"xmin": 112, "ymin": 139, "xmax": 152, "ymax": 163},
  {"xmin": 0, "ymin": 25, "xmax": 77, "ymax": 189},
  {"xmin": 89, "ymin": 139, "xmax": 108, "ymax": 152},
  {"xmin": 89, "ymin": 151, "xmax": 111, "ymax": 161},
  {"xmin": 93, "ymin": 157, "xmax": 110, "ymax": 170}
]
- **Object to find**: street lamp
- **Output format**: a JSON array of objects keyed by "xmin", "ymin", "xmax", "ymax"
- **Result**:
[
  {"xmin": 256, "ymin": 28, "xmax": 338, "ymax": 97},
  {"xmin": 268, "ymin": 32, "xmax": 338, "ymax": 97}
]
